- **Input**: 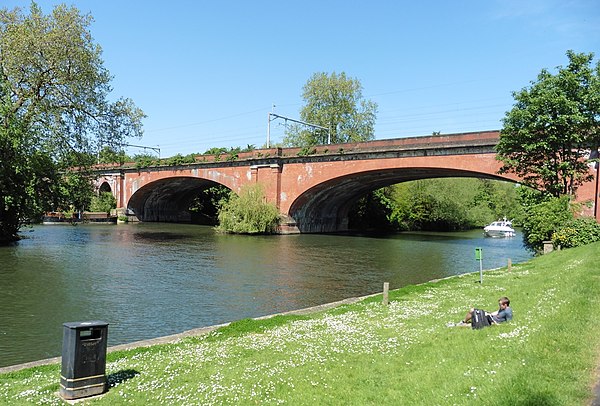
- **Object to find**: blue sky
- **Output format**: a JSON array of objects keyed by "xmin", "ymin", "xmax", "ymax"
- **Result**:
[{"xmin": 5, "ymin": 1, "xmax": 600, "ymax": 157}]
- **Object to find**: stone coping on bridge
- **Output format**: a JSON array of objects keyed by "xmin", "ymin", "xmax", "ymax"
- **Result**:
[{"xmin": 92, "ymin": 130, "xmax": 501, "ymax": 171}]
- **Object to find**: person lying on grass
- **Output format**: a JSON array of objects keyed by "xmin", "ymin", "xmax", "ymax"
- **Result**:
[{"xmin": 461, "ymin": 296, "xmax": 513, "ymax": 326}]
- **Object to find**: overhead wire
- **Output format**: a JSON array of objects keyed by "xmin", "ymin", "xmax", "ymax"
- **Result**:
[{"xmin": 140, "ymin": 80, "xmax": 516, "ymax": 155}]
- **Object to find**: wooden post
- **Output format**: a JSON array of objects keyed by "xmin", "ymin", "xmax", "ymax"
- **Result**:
[
  {"xmin": 476, "ymin": 248, "xmax": 483, "ymax": 284},
  {"xmin": 383, "ymin": 282, "xmax": 389, "ymax": 306},
  {"xmin": 507, "ymin": 258, "xmax": 512, "ymax": 272}
]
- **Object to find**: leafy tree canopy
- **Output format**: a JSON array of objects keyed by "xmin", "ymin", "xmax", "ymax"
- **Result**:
[
  {"xmin": 0, "ymin": 3, "xmax": 144, "ymax": 157},
  {"xmin": 284, "ymin": 72, "xmax": 377, "ymax": 147},
  {"xmin": 496, "ymin": 51, "xmax": 600, "ymax": 197},
  {"xmin": 348, "ymin": 178, "xmax": 522, "ymax": 232},
  {"xmin": 90, "ymin": 191, "xmax": 116, "ymax": 213},
  {"xmin": 217, "ymin": 184, "xmax": 280, "ymax": 234},
  {"xmin": 0, "ymin": 3, "xmax": 144, "ymax": 244},
  {"xmin": 519, "ymin": 194, "xmax": 574, "ymax": 252},
  {"xmin": 98, "ymin": 146, "xmax": 130, "ymax": 165}
]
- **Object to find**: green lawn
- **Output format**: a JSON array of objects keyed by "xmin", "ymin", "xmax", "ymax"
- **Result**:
[{"xmin": 2, "ymin": 242, "xmax": 600, "ymax": 405}]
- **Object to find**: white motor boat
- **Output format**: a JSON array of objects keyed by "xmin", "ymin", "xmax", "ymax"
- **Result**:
[{"xmin": 483, "ymin": 218, "xmax": 516, "ymax": 238}]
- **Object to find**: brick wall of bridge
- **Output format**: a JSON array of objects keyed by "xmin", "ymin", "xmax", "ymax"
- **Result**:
[{"xmin": 95, "ymin": 131, "xmax": 600, "ymax": 232}]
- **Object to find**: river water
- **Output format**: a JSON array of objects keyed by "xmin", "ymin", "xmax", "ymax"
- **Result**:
[{"xmin": 0, "ymin": 223, "xmax": 531, "ymax": 368}]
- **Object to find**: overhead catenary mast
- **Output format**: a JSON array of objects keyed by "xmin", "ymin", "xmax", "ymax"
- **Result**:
[
  {"xmin": 120, "ymin": 143, "xmax": 161, "ymax": 159},
  {"xmin": 267, "ymin": 112, "xmax": 330, "ymax": 148},
  {"xmin": 96, "ymin": 143, "xmax": 161, "ymax": 164}
]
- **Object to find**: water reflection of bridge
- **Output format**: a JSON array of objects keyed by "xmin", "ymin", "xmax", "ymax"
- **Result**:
[{"xmin": 96, "ymin": 131, "xmax": 599, "ymax": 233}]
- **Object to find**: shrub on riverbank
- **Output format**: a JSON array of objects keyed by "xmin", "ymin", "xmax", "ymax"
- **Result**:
[
  {"xmin": 520, "ymin": 194, "xmax": 573, "ymax": 252},
  {"xmin": 216, "ymin": 184, "xmax": 280, "ymax": 234},
  {"xmin": 552, "ymin": 217, "xmax": 600, "ymax": 249},
  {"xmin": 1, "ymin": 242, "xmax": 599, "ymax": 404},
  {"xmin": 90, "ymin": 191, "xmax": 117, "ymax": 213}
]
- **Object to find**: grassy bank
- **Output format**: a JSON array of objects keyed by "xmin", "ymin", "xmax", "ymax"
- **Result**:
[{"xmin": 1, "ymin": 242, "xmax": 600, "ymax": 405}]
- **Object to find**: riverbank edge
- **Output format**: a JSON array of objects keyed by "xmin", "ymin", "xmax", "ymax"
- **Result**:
[
  {"xmin": 4, "ymin": 244, "xmax": 600, "ymax": 404},
  {"xmin": 0, "ymin": 290, "xmax": 392, "ymax": 375}
]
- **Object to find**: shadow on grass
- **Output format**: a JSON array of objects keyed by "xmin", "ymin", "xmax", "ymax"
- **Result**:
[
  {"xmin": 497, "ymin": 382, "xmax": 562, "ymax": 405},
  {"xmin": 508, "ymin": 392, "xmax": 560, "ymax": 406},
  {"xmin": 107, "ymin": 369, "xmax": 140, "ymax": 388}
]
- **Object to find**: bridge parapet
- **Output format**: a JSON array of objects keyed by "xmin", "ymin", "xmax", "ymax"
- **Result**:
[
  {"xmin": 92, "ymin": 129, "xmax": 598, "ymax": 230},
  {"xmin": 279, "ymin": 130, "xmax": 500, "ymax": 155},
  {"xmin": 195, "ymin": 130, "xmax": 501, "ymax": 162},
  {"xmin": 92, "ymin": 130, "xmax": 502, "ymax": 173}
]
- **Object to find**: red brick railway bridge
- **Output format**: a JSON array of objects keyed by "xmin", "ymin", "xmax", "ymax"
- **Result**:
[{"xmin": 96, "ymin": 130, "xmax": 600, "ymax": 233}]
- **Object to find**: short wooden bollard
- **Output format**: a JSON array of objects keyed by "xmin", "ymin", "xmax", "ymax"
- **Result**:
[
  {"xmin": 382, "ymin": 282, "xmax": 389, "ymax": 306},
  {"xmin": 507, "ymin": 258, "xmax": 512, "ymax": 272}
]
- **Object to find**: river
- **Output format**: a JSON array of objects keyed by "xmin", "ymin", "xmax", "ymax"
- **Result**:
[{"xmin": 0, "ymin": 223, "xmax": 531, "ymax": 368}]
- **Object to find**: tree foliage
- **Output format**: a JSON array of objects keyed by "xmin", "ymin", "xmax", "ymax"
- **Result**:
[
  {"xmin": 189, "ymin": 185, "xmax": 232, "ymax": 225},
  {"xmin": 0, "ymin": 3, "xmax": 144, "ymax": 155},
  {"xmin": 0, "ymin": 106, "xmax": 62, "ymax": 240},
  {"xmin": 496, "ymin": 51, "xmax": 600, "ymax": 197},
  {"xmin": 58, "ymin": 169, "xmax": 95, "ymax": 212},
  {"xmin": 98, "ymin": 146, "xmax": 130, "ymax": 165},
  {"xmin": 349, "ymin": 178, "xmax": 521, "ymax": 232},
  {"xmin": 347, "ymin": 187, "xmax": 396, "ymax": 231},
  {"xmin": 90, "ymin": 191, "xmax": 116, "ymax": 213},
  {"xmin": 284, "ymin": 72, "xmax": 377, "ymax": 147},
  {"xmin": 518, "ymin": 194, "xmax": 574, "ymax": 252},
  {"xmin": 552, "ymin": 218, "xmax": 600, "ymax": 249},
  {"xmin": 217, "ymin": 184, "xmax": 280, "ymax": 234},
  {"xmin": 0, "ymin": 3, "xmax": 144, "ymax": 243}
]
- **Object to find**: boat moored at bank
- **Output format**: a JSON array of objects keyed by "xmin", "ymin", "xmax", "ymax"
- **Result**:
[{"xmin": 483, "ymin": 218, "xmax": 516, "ymax": 238}]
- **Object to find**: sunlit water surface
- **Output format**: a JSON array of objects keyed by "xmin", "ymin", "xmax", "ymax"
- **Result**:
[{"xmin": 0, "ymin": 223, "xmax": 531, "ymax": 367}]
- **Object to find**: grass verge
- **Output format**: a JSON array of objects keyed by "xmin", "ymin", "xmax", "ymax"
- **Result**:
[{"xmin": 1, "ymin": 242, "xmax": 599, "ymax": 405}]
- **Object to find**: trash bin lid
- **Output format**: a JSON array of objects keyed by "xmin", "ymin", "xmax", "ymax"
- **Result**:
[{"xmin": 63, "ymin": 321, "xmax": 109, "ymax": 329}]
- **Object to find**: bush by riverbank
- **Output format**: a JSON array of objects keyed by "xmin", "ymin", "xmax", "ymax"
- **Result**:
[{"xmin": 1, "ymin": 242, "xmax": 600, "ymax": 404}]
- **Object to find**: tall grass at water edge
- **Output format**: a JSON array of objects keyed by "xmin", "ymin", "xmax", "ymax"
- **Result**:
[{"xmin": 1, "ymin": 242, "xmax": 600, "ymax": 405}]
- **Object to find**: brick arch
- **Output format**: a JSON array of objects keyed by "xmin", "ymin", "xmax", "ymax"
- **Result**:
[
  {"xmin": 98, "ymin": 181, "xmax": 112, "ymax": 194},
  {"xmin": 128, "ymin": 177, "xmax": 233, "ymax": 222},
  {"xmin": 286, "ymin": 167, "xmax": 518, "ymax": 233},
  {"xmin": 94, "ymin": 131, "xmax": 598, "ymax": 231}
]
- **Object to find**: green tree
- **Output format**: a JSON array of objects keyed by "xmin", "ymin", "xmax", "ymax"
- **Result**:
[
  {"xmin": 348, "ymin": 179, "xmax": 521, "ymax": 233},
  {"xmin": 0, "ymin": 3, "xmax": 144, "ymax": 244},
  {"xmin": 217, "ymin": 184, "xmax": 280, "ymax": 234},
  {"xmin": 90, "ymin": 191, "xmax": 116, "ymax": 213},
  {"xmin": 0, "ymin": 106, "xmax": 63, "ymax": 240},
  {"xmin": 552, "ymin": 218, "xmax": 600, "ymax": 249},
  {"xmin": 348, "ymin": 188, "xmax": 396, "ymax": 231},
  {"xmin": 520, "ymin": 195, "xmax": 574, "ymax": 252},
  {"xmin": 54, "ymin": 151, "xmax": 98, "ymax": 212},
  {"xmin": 58, "ymin": 170, "xmax": 95, "ymax": 212},
  {"xmin": 133, "ymin": 153, "xmax": 158, "ymax": 169},
  {"xmin": 496, "ymin": 51, "xmax": 600, "ymax": 197},
  {"xmin": 284, "ymin": 72, "xmax": 377, "ymax": 147},
  {"xmin": 203, "ymin": 147, "xmax": 228, "ymax": 155},
  {"xmin": 98, "ymin": 146, "xmax": 130, "ymax": 165},
  {"xmin": 189, "ymin": 185, "xmax": 232, "ymax": 225}
]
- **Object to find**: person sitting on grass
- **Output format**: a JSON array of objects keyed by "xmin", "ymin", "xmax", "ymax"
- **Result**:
[{"xmin": 461, "ymin": 296, "xmax": 513, "ymax": 326}]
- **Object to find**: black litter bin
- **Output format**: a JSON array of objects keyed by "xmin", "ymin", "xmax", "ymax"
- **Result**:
[{"xmin": 60, "ymin": 321, "xmax": 109, "ymax": 400}]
